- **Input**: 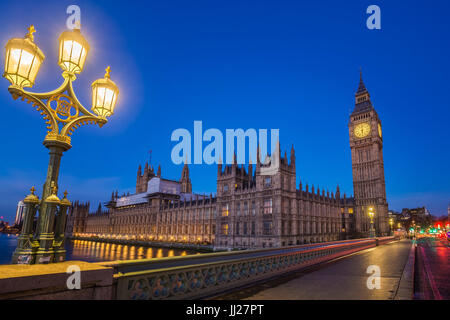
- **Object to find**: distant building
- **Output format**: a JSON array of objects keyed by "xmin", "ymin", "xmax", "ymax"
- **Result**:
[
  {"xmin": 14, "ymin": 200, "xmax": 26, "ymax": 226},
  {"xmin": 400, "ymin": 207, "xmax": 432, "ymax": 230},
  {"xmin": 388, "ymin": 210, "xmax": 402, "ymax": 229}
]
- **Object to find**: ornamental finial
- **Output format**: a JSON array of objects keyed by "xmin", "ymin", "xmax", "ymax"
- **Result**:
[
  {"xmin": 63, "ymin": 190, "xmax": 68, "ymax": 198},
  {"xmin": 105, "ymin": 66, "xmax": 111, "ymax": 79},
  {"xmin": 26, "ymin": 25, "xmax": 36, "ymax": 42},
  {"xmin": 50, "ymin": 181, "xmax": 57, "ymax": 195},
  {"xmin": 30, "ymin": 186, "xmax": 36, "ymax": 194}
]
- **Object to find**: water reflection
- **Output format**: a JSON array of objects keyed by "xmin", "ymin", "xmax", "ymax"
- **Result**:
[
  {"xmin": 66, "ymin": 239, "xmax": 196, "ymax": 262},
  {"xmin": 0, "ymin": 233, "xmax": 199, "ymax": 264}
]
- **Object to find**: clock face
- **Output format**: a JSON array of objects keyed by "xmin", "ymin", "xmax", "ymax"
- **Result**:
[
  {"xmin": 378, "ymin": 123, "xmax": 382, "ymax": 137},
  {"xmin": 354, "ymin": 122, "xmax": 371, "ymax": 138}
]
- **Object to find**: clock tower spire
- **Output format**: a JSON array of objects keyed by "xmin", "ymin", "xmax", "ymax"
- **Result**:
[{"xmin": 349, "ymin": 70, "xmax": 389, "ymax": 237}]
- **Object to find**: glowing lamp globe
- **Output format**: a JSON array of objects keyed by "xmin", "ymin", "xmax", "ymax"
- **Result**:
[
  {"xmin": 91, "ymin": 66, "xmax": 119, "ymax": 118},
  {"xmin": 3, "ymin": 25, "xmax": 45, "ymax": 88},
  {"xmin": 58, "ymin": 28, "xmax": 89, "ymax": 74}
]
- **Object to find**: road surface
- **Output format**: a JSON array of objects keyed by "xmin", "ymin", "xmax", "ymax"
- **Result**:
[{"xmin": 414, "ymin": 235, "xmax": 450, "ymax": 300}]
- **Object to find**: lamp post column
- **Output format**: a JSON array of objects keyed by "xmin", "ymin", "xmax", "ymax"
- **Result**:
[
  {"xmin": 41, "ymin": 141, "xmax": 70, "ymax": 201},
  {"xmin": 35, "ymin": 140, "xmax": 70, "ymax": 264},
  {"xmin": 368, "ymin": 207, "xmax": 375, "ymax": 238},
  {"xmin": 53, "ymin": 192, "xmax": 71, "ymax": 263}
]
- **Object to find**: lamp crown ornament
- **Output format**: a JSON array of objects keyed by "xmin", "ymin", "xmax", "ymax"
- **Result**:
[
  {"xmin": 45, "ymin": 181, "xmax": 61, "ymax": 203},
  {"xmin": 51, "ymin": 181, "xmax": 57, "ymax": 194},
  {"xmin": 105, "ymin": 66, "xmax": 111, "ymax": 79},
  {"xmin": 24, "ymin": 186, "xmax": 39, "ymax": 203},
  {"xmin": 26, "ymin": 25, "xmax": 36, "ymax": 41},
  {"xmin": 60, "ymin": 190, "xmax": 71, "ymax": 206}
]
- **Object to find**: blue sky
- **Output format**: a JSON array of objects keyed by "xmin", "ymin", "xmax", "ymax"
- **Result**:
[{"xmin": 0, "ymin": 0, "xmax": 449, "ymax": 222}]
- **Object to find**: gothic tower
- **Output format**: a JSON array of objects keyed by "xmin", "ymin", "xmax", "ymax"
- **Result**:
[
  {"xmin": 180, "ymin": 162, "xmax": 192, "ymax": 193},
  {"xmin": 349, "ymin": 71, "xmax": 388, "ymax": 236}
]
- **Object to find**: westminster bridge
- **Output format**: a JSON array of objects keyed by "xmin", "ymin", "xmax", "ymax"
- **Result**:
[{"xmin": 0, "ymin": 236, "xmax": 424, "ymax": 300}]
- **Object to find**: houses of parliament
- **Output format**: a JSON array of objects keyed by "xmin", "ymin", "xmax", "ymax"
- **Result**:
[{"xmin": 65, "ymin": 74, "xmax": 390, "ymax": 249}]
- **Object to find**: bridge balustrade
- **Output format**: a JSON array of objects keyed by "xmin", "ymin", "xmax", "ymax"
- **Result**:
[{"xmin": 104, "ymin": 237, "xmax": 395, "ymax": 300}]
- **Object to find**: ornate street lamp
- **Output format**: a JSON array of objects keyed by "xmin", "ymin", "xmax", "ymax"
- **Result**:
[
  {"xmin": 389, "ymin": 218, "xmax": 394, "ymax": 235},
  {"xmin": 4, "ymin": 25, "xmax": 119, "ymax": 264},
  {"xmin": 368, "ymin": 207, "xmax": 375, "ymax": 238}
]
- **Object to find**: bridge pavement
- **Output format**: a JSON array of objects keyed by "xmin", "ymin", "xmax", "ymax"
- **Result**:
[{"xmin": 215, "ymin": 239, "xmax": 412, "ymax": 300}]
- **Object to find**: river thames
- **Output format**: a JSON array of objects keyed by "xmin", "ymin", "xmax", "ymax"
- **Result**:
[{"xmin": 0, "ymin": 233, "xmax": 198, "ymax": 265}]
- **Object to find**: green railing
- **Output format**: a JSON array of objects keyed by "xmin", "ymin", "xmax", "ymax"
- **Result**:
[{"xmin": 104, "ymin": 237, "xmax": 395, "ymax": 300}]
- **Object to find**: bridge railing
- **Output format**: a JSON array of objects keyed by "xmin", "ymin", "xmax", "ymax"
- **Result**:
[{"xmin": 105, "ymin": 237, "xmax": 394, "ymax": 300}]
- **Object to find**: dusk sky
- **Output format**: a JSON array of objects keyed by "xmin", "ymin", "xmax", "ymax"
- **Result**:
[{"xmin": 0, "ymin": 0, "xmax": 449, "ymax": 222}]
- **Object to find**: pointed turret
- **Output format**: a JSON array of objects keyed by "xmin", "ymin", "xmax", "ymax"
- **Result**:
[
  {"xmin": 180, "ymin": 162, "xmax": 192, "ymax": 193},
  {"xmin": 217, "ymin": 156, "xmax": 222, "ymax": 177},
  {"xmin": 157, "ymin": 164, "xmax": 161, "ymax": 177},
  {"xmin": 290, "ymin": 144, "xmax": 295, "ymax": 168},
  {"xmin": 256, "ymin": 143, "xmax": 261, "ymax": 173}
]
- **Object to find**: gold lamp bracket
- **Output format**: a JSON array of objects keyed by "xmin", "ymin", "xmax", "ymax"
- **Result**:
[{"xmin": 8, "ymin": 75, "xmax": 107, "ymax": 150}]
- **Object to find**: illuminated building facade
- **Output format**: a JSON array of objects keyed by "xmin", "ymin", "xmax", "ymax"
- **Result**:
[{"xmin": 66, "ymin": 75, "xmax": 389, "ymax": 248}]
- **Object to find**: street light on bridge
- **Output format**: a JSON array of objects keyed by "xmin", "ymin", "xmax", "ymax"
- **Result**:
[
  {"xmin": 4, "ymin": 25, "xmax": 119, "ymax": 264},
  {"xmin": 368, "ymin": 207, "xmax": 375, "ymax": 238}
]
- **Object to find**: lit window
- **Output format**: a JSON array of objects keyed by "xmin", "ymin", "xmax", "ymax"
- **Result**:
[
  {"xmin": 222, "ymin": 203, "xmax": 229, "ymax": 217},
  {"xmin": 221, "ymin": 223, "xmax": 229, "ymax": 235},
  {"xmin": 263, "ymin": 198, "xmax": 272, "ymax": 214}
]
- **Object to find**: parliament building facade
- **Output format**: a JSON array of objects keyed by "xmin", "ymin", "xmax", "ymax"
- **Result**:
[{"xmin": 66, "ymin": 74, "xmax": 390, "ymax": 249}]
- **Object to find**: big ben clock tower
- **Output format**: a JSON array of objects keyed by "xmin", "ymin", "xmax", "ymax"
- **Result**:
[{"xmin": 349, "ymin": 71, "xmax": 389, "ymax": 237}]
